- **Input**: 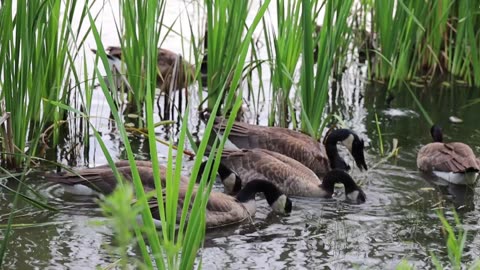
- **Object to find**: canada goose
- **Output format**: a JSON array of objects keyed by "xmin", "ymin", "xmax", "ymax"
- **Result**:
[
  {"xmin": 48, "ymin": 160, "xmax": 189, "ymax": 196},
  {"xmin": 48, "ymin": 161, "xmax": 292, "ymax": 229},
  {"xmin": 207, "ymin": 114, "xmax": 368, "ymax": 177},
  {"xmin": 417, "ymin": 125, "xmax": 479, "ymax": 185},
  {"xmin": 217, "ymin": 148, "xmax": 366, "ymax": 204},
  {"xmin": 147, "ymin": 179, "xmax": 292, "ymax": 229},
  {"xmin": 198, "ymin": 160, "xmax": 243, "ymax": 194},
  {"xmin": 91, "ymin": 46, "xmax": 196, "ymax": 92}
]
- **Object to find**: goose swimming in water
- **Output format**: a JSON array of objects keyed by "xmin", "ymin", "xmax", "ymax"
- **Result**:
[
  {"xmin": 47, "ymin": 160, "xmax": 188, "ymax": 196},
  {"xmin": 417, "ymin": 125, "xmax": 479, "ymax": 185}
]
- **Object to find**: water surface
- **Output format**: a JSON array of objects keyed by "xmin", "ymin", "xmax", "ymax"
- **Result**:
[{"xmin": 1, "ymin": 1, "xmax": 480, "ymax": 269}]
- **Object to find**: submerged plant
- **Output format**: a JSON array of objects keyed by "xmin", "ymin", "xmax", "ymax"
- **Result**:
[{"xmin": 430, "ymin": 210, "xmax": 472, "ymax": 270}]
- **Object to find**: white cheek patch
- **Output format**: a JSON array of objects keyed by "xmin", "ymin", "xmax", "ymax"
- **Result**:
[
  {"xmin": 346, "ymin": 190, "xmax": 360, "ymax": 202},
  {"xmin": 271, "ymin": 194, "xmax": 287, "ymax": 213},
  {"xmin": 223, "ymin": 173, "xmax": 237, "ymax": 194},
  {"xmin": 341, "ymin": 134, "xmax": 354, "ymax": 153}
]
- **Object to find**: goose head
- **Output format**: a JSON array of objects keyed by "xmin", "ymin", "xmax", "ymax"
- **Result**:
[
  {"xmin": 198, "ymin": 160, "xmax": 242, "ymax": 194},
  {"xmin": 430, "ymin": 125, "xmax": 443, "ymax": 142},
  {"xmin": 217, "ymin": 163, "xmax": 242, "ymax": 194},
  {"xmin": 325, "ymin": 129, "xmax": 368, "ymax": 171},
  {"xmin": 320, "ymin": 169, "xmax": 366, "ymax": 204},
  {"xmin": 235, "ymin": 179, "xmax": 292, "ymax": 214}
]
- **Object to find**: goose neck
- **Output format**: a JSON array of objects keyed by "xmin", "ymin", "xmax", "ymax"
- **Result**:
[{"xmin": 235, "ymin": 180, "xmax": 281, "ymax": 205}]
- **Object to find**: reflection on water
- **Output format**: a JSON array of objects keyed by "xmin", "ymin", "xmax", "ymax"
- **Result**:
[{"xmin": 2, "ymin": 1, "xmax": 480, "ymax": 269}]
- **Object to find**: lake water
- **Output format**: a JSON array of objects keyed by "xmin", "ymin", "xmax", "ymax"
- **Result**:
[{"xmin": 1, "ymin": 1, "xmax": 480, "ymax": 269}]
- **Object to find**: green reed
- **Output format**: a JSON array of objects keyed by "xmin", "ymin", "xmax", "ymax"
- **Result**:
[
  {"xmin": 0, "ymin": 0, "xmax": 90, "ymax": 167},
  {"xmin": 395, "ymin": 210, "xmax": 479, "ymax": 269},
  {"xmin": 204, "ymin": 0, "xmax": 270, "ymax": 114},
  {"xmin": 370, "ymin": 0, "xmax": 480, "ymax": 88},
  {"xmin": 429, "ymin": 210, "xmax": 480, "ymax": 270},
  {"xmin": 115, "ymin": 0, "xmax": 164, "ymax": 120},
  {"xmin": 374, "ymin": 113, "xmax": 384, "ymax": 156},
  {"xmin": 89, "ymin": 3, "xmax": 246, "ymax": 267},
  {"xmin": 300, "ymin": 0, "xmax": 353, "ymax": 139},
  {"xmin": 263, "ymin": 0, "xmax": 303, "ymax": 127},
  {"xmin": 434, "ymin": 211, "xmax": 467, "ymax": 270},
  {"xmin": 405, "ymin": 83, "xmax": 433, "ymax": 127},
  {"xmin": 0, "ymin": 1, "xmax": 92, "ymax": 264}
]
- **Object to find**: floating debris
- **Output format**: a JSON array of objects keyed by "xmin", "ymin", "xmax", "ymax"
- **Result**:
[
  {"xmin": 383, "ymin": 108, "xmax": 419, "ymax": 118},
  {"xmin": 449, "ymin": 116, "xmax": 463, "ymax": 123}
]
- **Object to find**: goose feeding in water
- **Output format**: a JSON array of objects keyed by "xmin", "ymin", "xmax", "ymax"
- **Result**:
[
  {"xmin": 47, "ymin": 161, "xmax": 292, "ymax": 228},
  {"xmin": 206, "ymin": 114, "xmax": 368, "ymax": 177},
  {"xmin": 147, "ymin": 179, "xmax": 292, "ymax": 229},
  {"xmin": 213, "ymin": 148, "xmax": 366, "ymax": 204},
  {"xmin": 47, "ymin": 160, "xmax": 190, "ymax": 195}
]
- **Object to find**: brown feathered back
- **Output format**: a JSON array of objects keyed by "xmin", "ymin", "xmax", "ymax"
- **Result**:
[
  {"xmin": 93, "ymin": 46, "xmax": 195, "ymax": 92},
  {"xmin": 417, "ymin": 142, "xmax": 479, "ymax": 173},
  {"xmin": 48, "ymin": 160, "xmax": 189, "ymax": 195},
  {"xmin": 213, "ymin": 117, "xmax": 330, "ymax": 177},
  {"xmin": 220, "ymin": 148, "xmax": 327, "ymax": 197},
  {"xmin": 147, "ymin": 186, "xmax": 254, "ymax": 229}
]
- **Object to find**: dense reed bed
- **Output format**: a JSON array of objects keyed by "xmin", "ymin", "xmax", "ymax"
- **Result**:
[
  {"xmin": 1, "ymin": 0, "xmax": 480, "ymax": 268},
  {"xmin": 87, "ymin": 0, "xmax": 245, "ymax": 267},
  {"xmin": 370, "ymin": 0, "xmax": 480, "ymax": 88},
  {"xmin": 0, "ymin": 0, "xmax": 92, "ymax": 167}
]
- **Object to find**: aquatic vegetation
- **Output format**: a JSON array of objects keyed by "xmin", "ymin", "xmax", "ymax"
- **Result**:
[
  {"xmin": 87, "ymin": 5, "xmax": 243, "ymax": 267},
  {"xmin": 369, "ymin": 0, "xmax": 480, "ymax": 88},
  {"xmin": 429, "ymin": 210, "xmax": 480, "ymax": 270},
  {"xmin": 300, "ymin": 0, "xmax": 353, "ymax": 138},
  {"xmin": 116, "ymin": 0, "xmax": 165, "ymax": 121},
  {"xmin": 263, "ymin": 0, "xmax": 303, "ymax": 127},
  {"xmin": 0, "ymin": 0, "xmax": 91, "ymax": 167},
  {"xmin": 203, "ymin": 0, "xmax": 270, "ymax": 114},
  {"xmin": 1, "ymin": 0, "xmax": 480, "ymax": 268}
]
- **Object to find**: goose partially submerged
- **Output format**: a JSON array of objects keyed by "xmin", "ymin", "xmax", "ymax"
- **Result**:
[
  {"xmin": 47, "ymin": 160, "xmax": 292, "ymax": 228},
  {"xmin": 208, "ymin": 115, "xmax": 368, "ymax": 177},
  {"xmin": 148, "ymin": 179, "xmax": 292, "ymax": 229},
  {"xmin": 217, "ymin": 148, "xmax": 366, "ymax": 204},
  {"xmin": 47, "ymin": 160, "xmax": 189, "ymax": 196},
  {"xmin": 417, "ymin": 125, "xmax": 479, "ymax": 185}
]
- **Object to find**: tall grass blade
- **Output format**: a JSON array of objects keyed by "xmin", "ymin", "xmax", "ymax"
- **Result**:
[
  {"xmin": 300, "ymin": 0, "xmax": 353, "ymax": 138},
  {"xmin": 265, "ymin": 0, "xmax": 303, "ymax": 127}
]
